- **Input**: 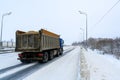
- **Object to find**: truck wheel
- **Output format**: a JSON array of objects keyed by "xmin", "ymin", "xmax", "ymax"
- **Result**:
[
  {"xmin": 60, "ymin": 51, "xmax": 63, "ymax": 55},
  {"xmin": 49, "ymin": 51, "xmax": 54, "ymax": 60},
  {"xmin": 56, "ymin": 50, "xmax": 60, "ymax": 57},
  {"xmin": 42, "ymin": 52, "xmax": 49, "ymax": 63},
  {"xmin": 20, "ymin": 60, "xmax": 31, "ymax": 63},
  {"xmin": 20, "ymin": 60, "xmax": 25, "ymax": 63},
  {"xmin": 60, "ymin": 48, "xmax": 63, "ymax": 55}
]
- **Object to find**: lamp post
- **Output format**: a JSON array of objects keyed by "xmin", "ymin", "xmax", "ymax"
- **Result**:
[
  {"xmin": 80, "ymin": 28, "xmax": 85, "ymax": 41},
  {"xmin": 78, "ymin": 11, "xmax": 88, "ymax": 47},
  {"xmin": 0, "ymin": 12, "xmax": 12, "ymax": 47}
]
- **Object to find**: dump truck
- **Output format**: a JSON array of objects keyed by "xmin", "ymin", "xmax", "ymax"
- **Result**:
[{"xmin": 15, "ymin": 29, "xmax": 64, "ymax": 63}]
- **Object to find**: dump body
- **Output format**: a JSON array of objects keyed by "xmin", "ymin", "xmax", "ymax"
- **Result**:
[
  {"xmin": 39, "ymin": 29, "xmax": 60, "ymax": 51},
  {"xmin": 15, "ymin": 29, "xmax": 60, "ymax": 52}
]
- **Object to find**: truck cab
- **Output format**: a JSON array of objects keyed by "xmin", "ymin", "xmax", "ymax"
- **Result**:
[{"xmin": 59, "ymin": 38, "xmax": 64, "ymax": 55}]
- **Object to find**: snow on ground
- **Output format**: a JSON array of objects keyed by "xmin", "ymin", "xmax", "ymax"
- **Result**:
[
  {"xmin": 63, "ymin": 45, "xmax": 74, "ymax": 50},
  {"xmin": 0, "ymin": 52, "xmax": 20, "ymax": 69},
  {"xmin": 0, "ymin": 62, "xmax": 37, "ymax": 78},
  {"xmin": 2, "ymin": 48, "xmax": 15, "ymax": 50},
  {"xmin": 24, "ymin": 46, "xmax": 80, "ymax": 80},
  {"xmin": 0, "ymin": 48, "xmax": 15, "ymax": 54},
  {"xmin": 83, "ymin": 48, "xmax": 120, "ymax": 80}
]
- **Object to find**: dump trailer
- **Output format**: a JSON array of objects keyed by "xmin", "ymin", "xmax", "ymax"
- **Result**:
[{"xmin": 15, "ymin": 29, "xmax": 64, "ymax": 63}]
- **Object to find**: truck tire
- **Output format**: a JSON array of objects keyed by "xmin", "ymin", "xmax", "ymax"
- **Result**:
[
  {"xmin": 20, "ymin": 60, "xmax": 26, "ymax": 63},
  {"xmin": 49, "ymin": 51, "xmax": 54, "ymax": 60},
  {"xmin": 56, "ymin": 50, "xmax": 60, "ymax": 57},
  {"xmin": 42, "ymin": 52, "xmax": 49, "ymax": 63},
  {"xmin": 60, "ymin": 48, "xmax": 63, "ymax": 55},
  {"xmin": 20, "ymin": 60, "xmax": 31, "ymax": 63}
]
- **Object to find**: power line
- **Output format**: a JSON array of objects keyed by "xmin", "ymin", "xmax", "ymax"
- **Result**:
[{"xmin": 94, "ymin": 0, "xmax": 120, "ymax": 27}]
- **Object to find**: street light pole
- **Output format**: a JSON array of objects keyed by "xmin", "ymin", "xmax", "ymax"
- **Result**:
[
  {"xmin": 86, "ymin": 14, "xmax": 88, "ymax": 46},
  {"xmin": 80, "ymin": 28, "xmax": 85, "ymax": 41},
  {"xmin": 78, "ymin": 11, "xmax": 88, "ymax": 47},
  {"xmin": 0, "ymin": 12, "xmax": 12, "ymax": 47}
]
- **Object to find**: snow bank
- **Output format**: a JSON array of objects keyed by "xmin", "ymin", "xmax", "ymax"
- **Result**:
[
  {"xmin": 80, "ymin": 47, "xmax": 90, "ymax": 80},
  {"xmin": 84, "ymin": 48, "xmax": 120, "ymax": 80}
]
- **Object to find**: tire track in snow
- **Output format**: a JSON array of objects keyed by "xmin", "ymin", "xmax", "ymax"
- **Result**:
[
  {"xmin": 0, "ymin": 63, "xmax": 42, "ymax": 80},
  {"xmin": 0, "ymin": 63, "xmax": 26, "ymax": 74},
  {"xmin": 63, "ymin": 47, "xmax": 75, "ymax": 55}
]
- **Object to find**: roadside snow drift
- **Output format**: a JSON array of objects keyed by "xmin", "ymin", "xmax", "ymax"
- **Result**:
[{"xmin": 83, "ymin": 48, "xmax": 120, "ymax": 80}]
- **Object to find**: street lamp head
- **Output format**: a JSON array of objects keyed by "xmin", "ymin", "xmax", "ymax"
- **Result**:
[
  {"xmin": 7, "ymin": 12, "xmax": 12, "ymax": 15},
  {"xmin": 78, "ymin": 10, "xmax": 87, "ymax": 15},
  {"xmin": 78, "ymin": 11, "xmax": 82, "ymax": 14},
  {"xmin": 3, "ymin": 12, "xmax": 12, "ymax": 16}
]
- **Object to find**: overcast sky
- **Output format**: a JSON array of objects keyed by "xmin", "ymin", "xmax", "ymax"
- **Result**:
[{"xmin": 0, "ymin": 0, "xmax": 120, "ymax": 45}]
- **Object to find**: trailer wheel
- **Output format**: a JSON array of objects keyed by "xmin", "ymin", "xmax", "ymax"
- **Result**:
[
  {"xmin": 49, "ymin": 51, "xmax": 54, "ymax": 60},
  {"xmin": 42, "ymin": 52, "xmax": 49, "ymax": 63}
]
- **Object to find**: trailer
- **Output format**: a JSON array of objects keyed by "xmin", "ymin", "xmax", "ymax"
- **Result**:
[{"xmin": 15, "ymin": 29, "xmax": 64, "ymax": 63}]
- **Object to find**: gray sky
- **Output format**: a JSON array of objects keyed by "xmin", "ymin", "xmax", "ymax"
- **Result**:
[{"xmin": 0, "ymin": 0, "xmax": 120, "ymax": 45}]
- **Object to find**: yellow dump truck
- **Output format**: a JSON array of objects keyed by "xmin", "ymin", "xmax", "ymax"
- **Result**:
[{"xmin": 15, "ymin": 29, "xmax": 64, "ymax": 63}]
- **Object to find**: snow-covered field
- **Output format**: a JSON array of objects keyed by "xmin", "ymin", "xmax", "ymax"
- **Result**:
[
  {"xmin": 83, "ymin": 48, "xmax": 120, "ymax": 80},
  {"xmin": 0, "ymin": 46, "xmax": 81, "ymax": 80}
]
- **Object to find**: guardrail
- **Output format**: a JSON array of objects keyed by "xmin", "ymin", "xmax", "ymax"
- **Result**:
[
  {"xmin": 0, "ymin": 41, "xmax": 15, "ymax": 54},
  {"xmin": 0, "ymin": 48, "xmax": 15, "ymax": 54},
  {"xmin": 0, "ymin": 41, "xmax": 15, "ymax": 48}
]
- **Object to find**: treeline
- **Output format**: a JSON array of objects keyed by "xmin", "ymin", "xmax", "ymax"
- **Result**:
[
  {"xmin": 72, "ymin": 38, "xmax": 120, "ymax": 59},
  {"xmin": 87, "ymin": 38, "xmax": 120, "ymax": 59}
]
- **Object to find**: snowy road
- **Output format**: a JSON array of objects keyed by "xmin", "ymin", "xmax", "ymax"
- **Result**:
[{"xmin": 0, "ymin": 46, "xmax": 80, "ymax": 80}]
